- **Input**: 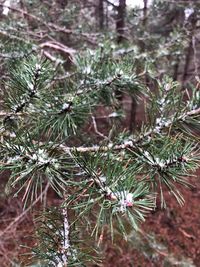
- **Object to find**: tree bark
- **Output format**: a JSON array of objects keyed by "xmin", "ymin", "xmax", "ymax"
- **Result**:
[
  {"xmin": 98, "ymin": 0, "xmax": 104, "ymax": 30},
  {"xmin": 116, "ymin": 0, "xmax": 126, "ymax": 43},
  {"xmin": 130, "ymin": 0, "xmax": 148, "ymax": 132},
  {"xmin": 182, "ymin": 12, "xmax": 197, "ymax": 88}
]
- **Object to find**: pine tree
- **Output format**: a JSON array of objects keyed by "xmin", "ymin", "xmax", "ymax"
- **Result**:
[
  {"xmin": 0, "ymin": 0, "xmax": 200, "ymax": 266},
  {"xmin": 0, "ymin": 43, "xmax": 199, "ymax": 266}
]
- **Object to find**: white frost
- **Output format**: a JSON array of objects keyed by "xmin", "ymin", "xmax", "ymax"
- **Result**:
[
  {"xmin": 2, "ymin": 0, "xmax": 11, "ymax": 16},
  {"xmin": 184, "ymin": 8, "xmax": 194, "ymax": 20},
  {"xmin": 62, "ymin": 103, "xmax": 70, "ymax": 110}
]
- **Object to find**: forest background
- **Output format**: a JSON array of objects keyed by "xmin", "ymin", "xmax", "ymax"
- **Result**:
[{"xmin": 0, "ymin": 0, "xmax": 200, "ymax": 266}]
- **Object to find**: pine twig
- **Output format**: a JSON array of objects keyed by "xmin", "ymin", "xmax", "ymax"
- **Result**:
[
  {"xmin": 92, "ymin": 116, "xmax": 109, "ymax": 140},
  {"xmin": 60, "ymin": 206, "xmax": 70, "ymax": 266},
  {"xmin": 59, "ymin": 106, "xmax": 200, "ymax": 153}
]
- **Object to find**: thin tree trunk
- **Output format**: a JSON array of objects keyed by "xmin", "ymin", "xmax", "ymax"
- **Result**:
[
  {"xmin": 182, "ymin": 13, "xmax": 197, "ymax": 88},
  {"xmin": 130, "ymin": 0, "xmax": 148, "ymax": 132},
  {"xmin": 115, "ymin": 0, "xmax": 126, "ymax": 102},
  {"xmin": 129, "ymin": 97, "xmax": 137, "ymax": 132},
  {"xmin": 105, "ymin": 1, "xmax": 109, "ymax": 28},
  {"xmin": 116, "ymin": 0, "xmax": 126, "ymax": 43},
  {"xmin": 98, "ymin": 0, "xmax": 104, "ymax": 30},
  {"xmin": 182, "ymin": 40, "xmax": 193, "ymax": 88},
  {"xmin": 173, "ymin": 56, "xmax": 180, "ymax": 81},
  {"xmin": 143, "ymin": 0, "xmax": 148, "ymax": 27}
]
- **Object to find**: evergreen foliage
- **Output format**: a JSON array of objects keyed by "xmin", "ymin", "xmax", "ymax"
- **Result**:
[
  {"xmin": 0, "ymin": 0, "xmax": 200, "ymax": 266},
  {"xmin": 0, "ymin": 45, "xmax": 200, "ymax": 265}
]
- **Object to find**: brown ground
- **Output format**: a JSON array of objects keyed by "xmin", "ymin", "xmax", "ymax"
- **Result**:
[
  {"xmin": 0, "ymin": 172, "xmax": 200, "ymax": 267},
  {"xmin": 101, "ymin": 175, "xmax": 200, "ymax": 267}
]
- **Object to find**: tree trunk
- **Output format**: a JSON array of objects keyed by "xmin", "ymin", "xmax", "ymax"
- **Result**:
[
  {"xmin": 182, "ymin": 12, "xmax": 197, "ymax": 88},
  {"xmin": 130, "ymin": 0, "xmax": 148, "ymax": 132},
  {"xmin": 98, "ymin": 0, "xmax": 104, "ymax": 30},
  {"xmin": 116, "ymin": 0, "xmax": 126, "ymax": 43}
]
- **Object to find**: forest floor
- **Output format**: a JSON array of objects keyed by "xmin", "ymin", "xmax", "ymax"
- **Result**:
[
  {"xmin": 102, "ymin": 175, "xmax": 200, "ymax": 267},
  {"xmin": 0, "ymin": 170, "xmax": 199, "ymax": 267}
]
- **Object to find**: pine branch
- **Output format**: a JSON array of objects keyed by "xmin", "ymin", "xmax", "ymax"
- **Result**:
[
  {"xmin": 58, "ymin": 106, "xmax": 200, "ymax": 154},
  {"xmin": 13, "ymin": 64, "xmax": 41, "ymax": 113},
  {"xmin": 1, "ymin": 105, "xmax": 199, "ymax": 153},
  {"xmin": 59, "ymin": 203, "xmax": 70, "ymax": 267},
  {"xmin": 0, "ymin": 29, "xmax": 199, "ymax": 265},
  {"xmin": 184, "ymin": 107, "xmax": 200, "ymax": 117}
]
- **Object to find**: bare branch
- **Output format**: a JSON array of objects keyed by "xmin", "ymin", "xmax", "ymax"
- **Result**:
[{"xmin": 40, "ymin": 41, "xmax": 76, "ymax": 57}]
